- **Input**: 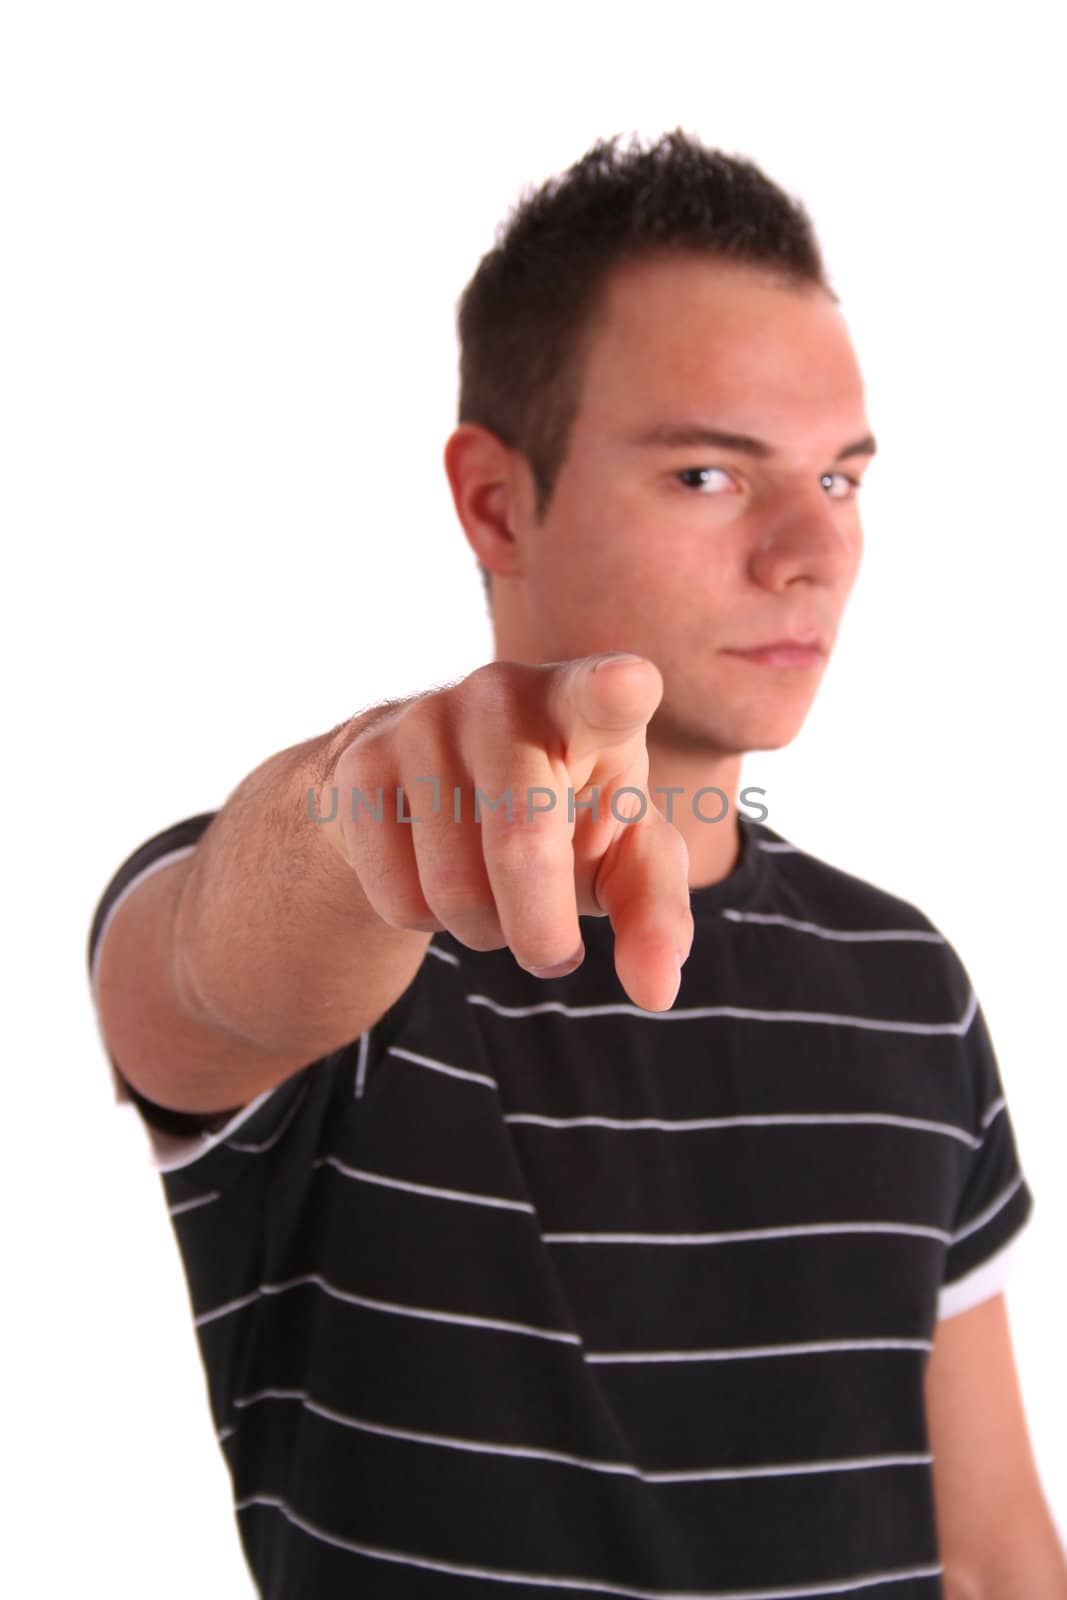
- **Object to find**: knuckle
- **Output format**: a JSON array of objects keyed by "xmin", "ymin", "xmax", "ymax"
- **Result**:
[
  {"xmin": 466, "ymin": 929, "xmax": 510, "ymax": 953},
  {"xmin": 346, "ymin": 698, "xmax": 409, "ymax": 752},
  {"xmin": 441, "ymin": 911, "xmax": 509, "ymax": 953},
  {"xmin": 334, "ymin": 738, "xmax": 389, "ymax": 799},
  {"xmin": 346, "ymin": 688, "xmax": 445, "ymax": 767},
  {"xmin": 458, "ymin": 661, "xmax": 500, "ymax": 702},
  {"xmin": 513, "ymin": 931, "xmax": 582, "ymax": 973},
  {"xmin": 420, "ymin": 867, "xmax": 493, "ymax": 926},
  {"xmin": 462, "ymin": 661, "xmax": 499, "ymax": 692},
  {"xmin": 359, "ymin": 859, "xmax": 435, "ymax": 931},
  {"xmin": 376, "ymin": 892, "xmax": 440, "ymax": 932},
  {"xmin": 457, "ymin": 661, "xmax": 518, "ymax": 723},
  {"xmin": 416, "ymin": 858, "xmax": 510, "ymax": 952},
  {"xmin": 487, "ymin": 825, "xmax": 560, "ymax": 880}
]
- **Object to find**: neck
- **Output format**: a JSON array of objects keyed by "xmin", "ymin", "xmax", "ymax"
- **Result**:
[
  {"xmin": 645, "ymin": 738, "xmax": 745, "ymax": 892},
  {"xmin": 490, "ymin": 601, "xmax": 747, "ymax": 896}
]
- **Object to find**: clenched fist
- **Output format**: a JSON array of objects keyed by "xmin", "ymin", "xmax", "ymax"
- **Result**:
[{"xmin": 318, "ymin": 654, "xmax": 695, "ymax": 1012}]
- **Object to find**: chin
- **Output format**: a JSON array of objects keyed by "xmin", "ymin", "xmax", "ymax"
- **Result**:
[
  {"xmin": 722, "ymin": 682, "xmax": 822, "ymax": 747},
  {"xmin": 651, "ymin": 706, "xmax": 808, "ymax": 758},
  {"xmin": 651, "ymin": 664, "xmax": 823, "ymax": 750},
  {"xmin": 738, "ymin": 703, "xmax": 818, "ymax": 749},
  {"xmin": 741, "ymin": 726, "xmax": 807, "ymax": 753}
]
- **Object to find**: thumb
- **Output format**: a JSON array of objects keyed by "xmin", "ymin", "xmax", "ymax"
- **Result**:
[{"xmin": 550, "ymin": 653, "xmax": 663, "ymax": 773}]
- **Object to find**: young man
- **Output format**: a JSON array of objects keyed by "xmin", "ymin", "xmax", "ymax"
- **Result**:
[{"xmin": 88, "ymin": 133, "xmax": 1066, "ymax": 1596}]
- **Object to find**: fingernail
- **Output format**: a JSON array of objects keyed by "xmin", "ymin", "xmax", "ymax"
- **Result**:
[
  {"xmin": 528, "ymin": 944, "xmax": 585, "ymax": 979},
  {"xmin": 593, "ymin": 652, "xmax": 644, "ymax": 672}
]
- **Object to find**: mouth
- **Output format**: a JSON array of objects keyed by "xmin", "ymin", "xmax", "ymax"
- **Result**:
[{"xmin": 720, "ymin": 637, "xmax": 827, "ymax": 669}]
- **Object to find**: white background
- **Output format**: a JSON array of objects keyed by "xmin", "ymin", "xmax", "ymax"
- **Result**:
[{"xmin": 3, "ymin": 2, "xmax": 1064, "ymax": 1592}]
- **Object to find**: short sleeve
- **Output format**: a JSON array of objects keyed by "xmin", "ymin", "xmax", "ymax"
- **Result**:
[
  {"xmin": 87, "ymin": 811, "xmax": 248, "ymax": 1168},
  {"xmin": 936, "ymin": 958, "xmax": 1036, "ymax": 1321},
  {"xmin": 87, "ymin": 813, "xmax": 401, "ymax": 1185}
]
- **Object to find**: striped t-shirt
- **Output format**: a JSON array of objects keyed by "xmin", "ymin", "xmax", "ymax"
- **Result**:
[{"xmin": 87, "ymin": 808, "xmax": 1035, "ymax": 1599}]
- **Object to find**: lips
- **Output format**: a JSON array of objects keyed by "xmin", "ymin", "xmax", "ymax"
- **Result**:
[
  {"xmin": 726, "ymin": 635, "xmax": 827, "ymax": 655},
  {"xmin": 723, "ymin": 633, "xmax": 831, "ymax": 665}
]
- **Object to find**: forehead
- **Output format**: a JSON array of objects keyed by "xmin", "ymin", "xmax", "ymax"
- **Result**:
[{"xmin": 575, "ymin": 253, "xmax": 867, "ymax": 442}]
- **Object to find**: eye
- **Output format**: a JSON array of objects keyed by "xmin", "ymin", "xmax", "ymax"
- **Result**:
[
  {"xmin": 675, "ymin": 466, "xmax": 738, "ymax": 494},
  {"xmin": 821, "ymin": 471, "xmax": 861, "ymax": 501}
]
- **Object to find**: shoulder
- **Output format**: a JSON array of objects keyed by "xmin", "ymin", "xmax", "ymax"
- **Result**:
[
  {"xmin": 748, "ymin": 817, "xmax": 943, "ymax": 934},
  {"xmin": 744, "ymin": 818, "xmax": 975, "ymax": 1006}
]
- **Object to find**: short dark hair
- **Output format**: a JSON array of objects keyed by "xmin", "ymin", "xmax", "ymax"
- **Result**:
[{"xmin": 455, "ymin": 130, "xmax": 834, "ymax": 605}]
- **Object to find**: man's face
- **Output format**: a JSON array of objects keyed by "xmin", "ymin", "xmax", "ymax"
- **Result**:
[{"xmin": 514, "ymin": 251, "xmax": 875, "ymax": 756}]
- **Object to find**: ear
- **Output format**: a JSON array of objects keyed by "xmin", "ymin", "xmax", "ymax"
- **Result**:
[{"xmin": 442, "ymin": 423, "xmax": 537, "ymax": 581}]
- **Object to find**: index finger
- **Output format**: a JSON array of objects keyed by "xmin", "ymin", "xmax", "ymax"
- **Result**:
[{"xmin": 593, "ymin": 799, "xmax": 694, "ymax": 1012}]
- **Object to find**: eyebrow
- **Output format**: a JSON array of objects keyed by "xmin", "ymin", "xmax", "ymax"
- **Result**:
[{"xmin": 626, "ymin": 424, "xmax": 878, "ymax": 462}]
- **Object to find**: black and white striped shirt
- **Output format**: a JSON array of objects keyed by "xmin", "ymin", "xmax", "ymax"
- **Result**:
[{"xmin": 87, "ymin": 809, "xmax": 1035, "ymax": 1599}]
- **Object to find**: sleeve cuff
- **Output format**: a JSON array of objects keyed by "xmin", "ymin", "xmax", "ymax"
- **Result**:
[
  {"xmin": 89, "ymin": 826, "xmax": 230, "ymax": 1169},
  {"xmin": 936, "ymin": 1216, "xmax": 1033, "ymax": 1320}
]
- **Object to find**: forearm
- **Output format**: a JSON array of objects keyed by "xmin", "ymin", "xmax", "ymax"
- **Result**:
[
  {"xmin": 986, "ymin": 1524, "xmax": 1067, "ymax": 1597},
  {"xmin": 943, "ymin": 1511, "xmax": 1067, "ymax": 1598},
  {"xmin": 171, "ymin": 718, "xmax": 427, "ymax": 1061}
]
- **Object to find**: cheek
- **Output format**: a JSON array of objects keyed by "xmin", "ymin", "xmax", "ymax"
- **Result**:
[
  {"xmin": 537, "ymin": 486, "xmax": 738, "ymax": 611},
  {"xmin": 540, "ymin": 505, "xmax": 647, "ymax": 594},
  {"xmin": 842, "ymin": 522, "xmax": 864, "ymax": 585}
]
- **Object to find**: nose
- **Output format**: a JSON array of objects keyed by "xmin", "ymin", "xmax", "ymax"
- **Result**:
[{"xmin": 747, "ymin": 484, "xmax": 860, "ymax": 593}]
